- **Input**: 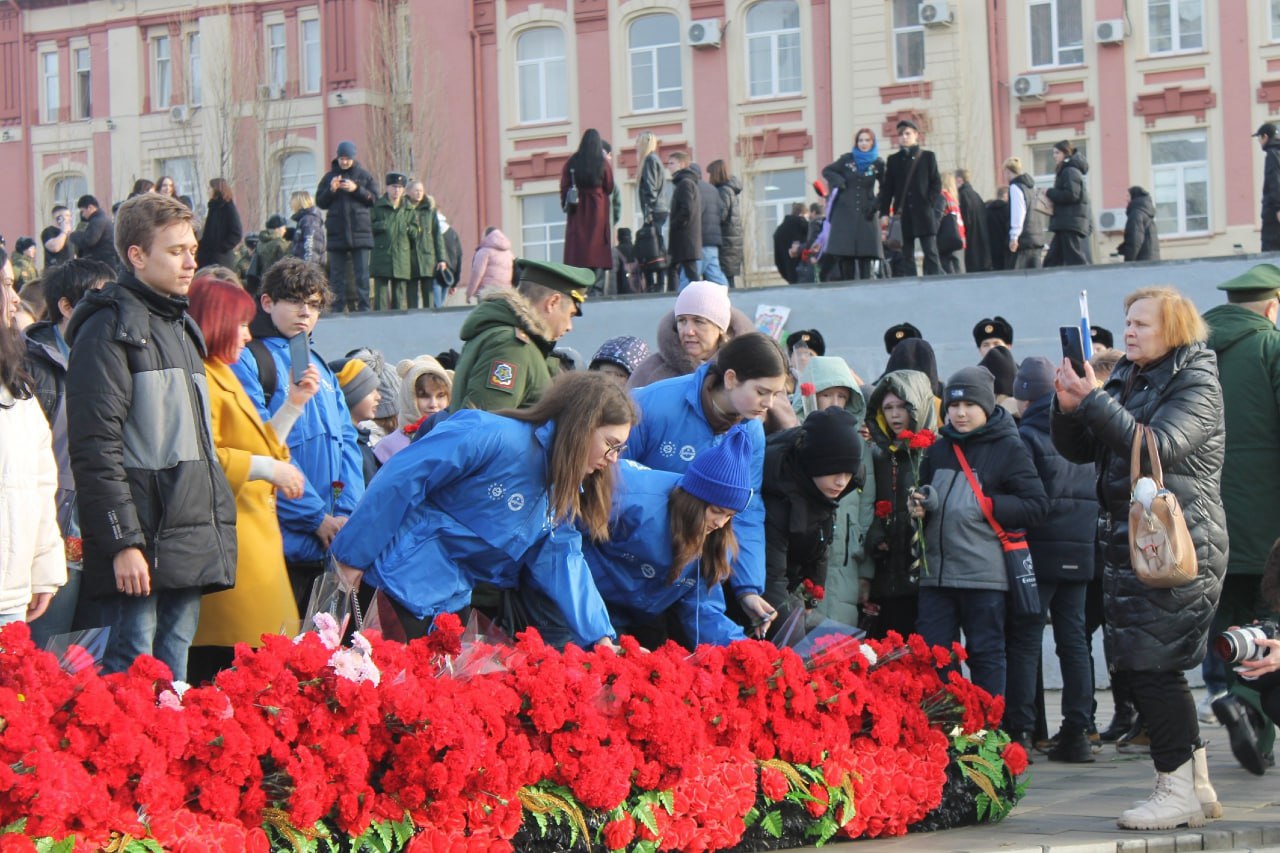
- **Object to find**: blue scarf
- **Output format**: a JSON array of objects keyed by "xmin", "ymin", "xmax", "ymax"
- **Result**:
[{"xmin": 852, "ymin": 141, "xmax": 879, "ymax": 174}]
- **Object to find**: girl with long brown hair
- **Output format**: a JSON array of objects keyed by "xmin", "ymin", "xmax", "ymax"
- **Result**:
[{"xmin": 332, "ymin": 370, "xmax": 637, "ymax": 647}]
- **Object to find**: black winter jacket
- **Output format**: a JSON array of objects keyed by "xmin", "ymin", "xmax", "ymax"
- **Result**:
[
  {"xmin": 717, "ymin": 178, "xmax": 744, "ymax": 276},
  {"xmin": 196, "ymin": 198, "xmax": 244, "ymax": 270},
  {"xmin": 878, "ymin": 146, "xmax": 941, "ymax": 237},
  {"xmin": 1121, "ymin": 190, "xmax": 1160, "ymax": 262},
  {"xmin": 65, "ymin": 275, "xmax": 237, "ymax": 599},
  {"xmin": 316, "ymin": 158, "xmax": 379, "ymax": 251},
  {"xmin": 1262, "ymin": 140, "xmax": 1280, "ymax": 220},
  {"xmin": 291, "ymin": 206, "xmax": 327, "ymax": 264},
  {"xmin": 1047, "ymin": 154, "xmax": 1090, "ymax": 237},
  {"xmin": 668, "ymin": 167, "xmax": 703, "ymax": 263},
  {"xmin": 697, "ymin": 176, "xmax": 723, "ymax": 248},
  {"xmin": 638, "ymin": 152, "xmax": 668, "ymax": 221},
  {"xmin": 23, "ymin": 322, "xmax": 76, "ymax": 535},
  {"xmin": 1017, "ymin": 395, "xmax": 1095, "ymax": 583},
  {"xmin": 70, "ymin": 208, "xmax": 117, "ymax": 268},
  {"xmin": 1051, "ymin": 344, "xmax": 1226, "ymax": 672},
  {"xmin": 822, "ymin": 154, "xmax": 885, "ymax": 259}
]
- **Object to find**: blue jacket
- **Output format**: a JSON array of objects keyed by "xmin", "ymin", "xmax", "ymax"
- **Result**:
[
  {"xmin": 230, "ymin": 323, "xmax": 365, "ymax": 563},
  {"xmin": 329, "ymin": 410, "xmax": 616, "ymax": 647},
  {"xmin": 584, "ymin": 462, "xmax": 744, "ymax": 647},
  {"xmin": 1018, "ymin": 394, "xmax": 1096, "ymax": 583},
  {"xmin": 625, "ymin": 362, "xmax": 766, "ymax": 597}
]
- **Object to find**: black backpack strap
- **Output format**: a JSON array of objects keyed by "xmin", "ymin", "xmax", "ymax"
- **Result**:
[{"xmin": 246, "ymin": 338, "xmax": 278, "ymax": 404}]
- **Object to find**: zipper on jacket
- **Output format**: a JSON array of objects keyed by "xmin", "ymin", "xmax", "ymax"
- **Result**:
[
  {"xmin": 177, "ymin": 318, "xmax": 230, "ymax": 571},
  {"xmin": 935, "ymin": 470, "xmax": 963, "ymax": 585}
]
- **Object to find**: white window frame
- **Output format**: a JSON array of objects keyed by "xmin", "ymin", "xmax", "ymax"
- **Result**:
[
  {"xmin": 628, "ymin": 13, "xmax": 683, "ymax": 113},
  {"xmin": 891, "ymin": 0, "xmax": 925, "ymax": 82},
  {"xmin": 51, "ymin": 174, "xmax": 88, "ymax": 209},
  {"xmin": 186, "ymin": 31, "xmax": 202, "ymax": 106},
  {"xmin": 1028, "ymin": 0, "xmax": 1084, "ymax": 68},
  {"xmin": 151, "ymin": 34, "xmax": 172, "ymax": 111},
  {"xmin": 520, "ymin": 192, "xmax": 566, "ymax": 262},
  {"xmin": 515, "ymin": 27, "xmax": 568, "ymax": 125},
  {"xmin": 1150, "ymin": 129, "xmax": 1209, "ymax": 237},
  {"xmin": 265, "ymin": 20, "xmax": 287, "ymax": 95},
  {"xmin": 752, "ymin": 167, "xmax": 807, "ymax": 270},
  {"xmin": 746, "ymin": 0, "xmax": 802, "ymax": 99},
  {"xmin": 1029, "ymin": 141, "xmax": 1089, "ymax": 190},
  {"xmin": 39, "ymin": 47, "xmax": 58, "ymax": 124},
  {"xmin": 158, "ymin": 157, "xmax": 200, "ymax": 206},
  {"xmin": 1147, "ymin": 0, "xmax": 1204, "ymax": 56},
  {"xmin": 300, "ymin": 14, "xmax": 321, "ymax": 94},
  {"xmin": 277, "ymin": 150, "xmax": 317, "ymax": 217},
  {"xmin": 71, "ymin": 43, "xmax": 90, "ymax": 120},
  {"xmin": 1272, "ymin": 0, "xmax": 1280, "ymax": 43}
]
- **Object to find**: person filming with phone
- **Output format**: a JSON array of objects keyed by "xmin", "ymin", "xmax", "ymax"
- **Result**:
[{"xmin": 1052, "ymin": 286, "xmax": 1227, "ymax": 831}]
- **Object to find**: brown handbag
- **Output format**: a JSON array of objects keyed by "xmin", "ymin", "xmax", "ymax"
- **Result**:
[{"xmin": 1128, "ymin": 424, "xmax": 1198, "ymax": 588}]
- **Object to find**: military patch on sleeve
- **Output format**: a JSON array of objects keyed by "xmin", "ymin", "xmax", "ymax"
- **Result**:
[{"xmin": 487, "ymin": 360, "xmax": 518, "ymax": 392}]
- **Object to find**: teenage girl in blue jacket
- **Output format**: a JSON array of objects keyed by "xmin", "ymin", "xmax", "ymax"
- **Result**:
[
  {"xmin": 330, "ymin": 371, "xmax": 637, "ymax": 648},
  {"xmin": 625, "ymin": 332, "xmax": 789, "ymax": 637}
]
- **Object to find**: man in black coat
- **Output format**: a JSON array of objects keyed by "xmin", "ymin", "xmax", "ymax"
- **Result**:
[
  {"xmin": 695, "ymin": 168, "xmax": 729, "ymax": 286},
  {"xmin": 772, "ymin": 203, "xmax": 809, "ymax": 284},
  {"xmin": 70, "ymin": 195, "xmax": 118, "ymax": 270},
  {"xmin": 1256, "ymin": 123, "xmax": 1280, "ymax": 252},
  {"xmin": 666, "ymin": 151, "xmax": 703, "ymax": 288},
  {"xmin": 955, "ymin": 170, "xmax": 991, "ymax": 273},
  {"xmin": 986, "ymin": 188, "xmax": 1010, "ymax": 272},
  {"xmin": 878, "ymin": 120, "xmax": 941, "ymax": 276},
  {"xmin": 1119, "ymin": 186, "xmax": 1160, "ymax": 262},
  {"xmin": 316, "ymin": 140, "xmax": 378, "ymax": 312}
]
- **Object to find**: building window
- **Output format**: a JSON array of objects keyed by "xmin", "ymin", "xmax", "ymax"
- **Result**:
[
  {"xmin": 516, "ymin": 27, "xmax": 567, "ymax": 124},
  {"xmin": 1148, "ymin": 0, "xmax": 1203, "ymax": 55},
  {"xmin": 629, "ymin": 13, "xmax": 682, "ymax": 113},
  {"xmin": 520, "ymin": 193, "xmax": 566, "ymax": 262},
  {"xmin": 1272, "ymin": 0, "xmax": 1280, "ymax": 42},
  {"xmin": 278, "ymin": 151, "xmax": 317, "ymax": 216},
  {"xmin": 891, "ymin": 0, "xmax": 924, "ymax": 81},
  {"xmin": 152, "ymin": 35, "xmax": 172, "ymax": 110},
  {"xmin": 266, "ymin": 22, "xmax": 287, "ymax": 94},
  {"xmin": 158, "ymin": 157, "xmax": 199, "ymax": 205},
  {"xmin": 186, "ymin": 32, "xmax": 202, "ymax": 106},
  {"xmin": 51, "ymin": 175, "xmax": 87, "ymax": 208},
  {"xmin": 301, "ymin": 17, "xmax": 321, "ymax": 93},
  {"xmin": 1151, "ymin": 130, "xmax": 1209, "ymax": 236},
  {"xmin": 752, "ymin": 167, "xmax": 806, "ymax": 269},
  {"xmin": 40, "ymin": 50, "xmax": 58, "ymax": 123},
  {"xmin": 1029, "ymin": 0, "xmax": 1083, "ymax": 67},
  {"xmin": 1029, "ymin": 141, "xmax": 1089, "ymax": 189},
  {"xmin": 746, "ymin": 0, "xmax": 801, "ymax": 98},
  {"xmin": 72, "ymin": 46, "xmax": 90, "ymax": 120}
]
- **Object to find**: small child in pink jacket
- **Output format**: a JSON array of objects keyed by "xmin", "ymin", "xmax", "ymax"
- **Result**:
[{"xmin": 465, "ymin": 227, "xmax": 515, "ymax": 303}]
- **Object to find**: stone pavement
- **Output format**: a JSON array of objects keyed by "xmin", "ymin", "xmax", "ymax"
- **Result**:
[{"xmin": 813, "ymin": 690, "xmax": 1280, "ymax": 853}]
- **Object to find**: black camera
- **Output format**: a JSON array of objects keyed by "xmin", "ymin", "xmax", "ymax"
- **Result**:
[{"xmin": 1214, "ymin": 620, "xmax": 1280, "ymax": 664}]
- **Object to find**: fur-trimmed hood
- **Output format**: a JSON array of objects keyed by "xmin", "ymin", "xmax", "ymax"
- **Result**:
[
  {"xmin": 459, "ymin": 288, "xmax": 556, "ymax": 352},
  {"xmin": 627, "ymin": 306, "xmax": 756, "ymax": 389}
]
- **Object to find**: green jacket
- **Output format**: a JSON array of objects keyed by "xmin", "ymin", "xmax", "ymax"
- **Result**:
[
  {"xmin": 408, "ymin": 196, "xmax": 447, "ymax": 280},
  {"xmin": 370, "ymin": 196, "xmax": 414, "ymax": 280},
  {"xmin": 11, "ymin": 255, "xmax": 38, "ymax": 291},
  {"xmin": 1205, "ymin": 302, "xmax": 1280, "ymax": 574},
  {"xmin": 248, "ymin": 231, "xmax": 289, "ymax": 290},
  {"xmin": 450, "ymin": 290, "xmax": 559, "ymax": 412}
]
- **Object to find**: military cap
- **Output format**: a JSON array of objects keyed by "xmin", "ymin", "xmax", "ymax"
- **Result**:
[
  {"xmin": 516, "ymin": 258, "xmax": 593, "ymax": 316},
  {"xmin": 1217, "ymin": 263, "xmax": 1280, "ymax": 303},
  {"xmin": 785, "ymin": 329, "xmax": 826, "ymax": 356},
  {"xmin": 884, "ymin": 322, "xmax": 922, "ymax": 354},
  {"xmin": 385, "ymin": 172, "xmax": 408, "ymax": 187},
  {"xmin": 1090, "ymin": 325, "xmax": 1114, "ymax": 350},
  {"xmin": 972, "ymin": 316, "xmax": 1014, "ymax": 349}
]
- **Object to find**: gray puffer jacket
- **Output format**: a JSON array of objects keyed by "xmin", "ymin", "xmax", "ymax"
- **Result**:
[{"xmin": 1051, "ymin": 343, "xmax": 1226, "ymax": 672}]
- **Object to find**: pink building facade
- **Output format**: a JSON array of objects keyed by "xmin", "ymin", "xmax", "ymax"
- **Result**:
[{"xmin": 2, "ymin": 0, "xmax": 1277, "ymax": 281}]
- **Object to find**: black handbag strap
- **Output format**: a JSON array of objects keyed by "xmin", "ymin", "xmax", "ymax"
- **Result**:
[{"xmin": 953, "ymin": 444, "xmax": 1009, "ymax": 544}]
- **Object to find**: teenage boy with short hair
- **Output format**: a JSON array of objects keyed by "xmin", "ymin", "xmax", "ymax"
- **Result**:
[
  {"xmin": 231, "ymin": 257, "xmax": 365, "ymax": 613},
  {"xmin": 65, "ymin": 194, "xmax": 237, "ymax": 680}
]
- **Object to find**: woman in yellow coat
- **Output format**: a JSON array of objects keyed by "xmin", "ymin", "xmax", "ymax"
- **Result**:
[{"xmin": 186, "ymin": 275, "xmax": 318, "ymax": 681}]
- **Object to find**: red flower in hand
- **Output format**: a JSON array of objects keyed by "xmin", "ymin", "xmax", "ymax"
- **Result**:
[
  {"xmin": 802, "ymin": 579, "xmax": 826, "ymax": 601},
  {"xmin": 65, "ymin": 536, "xmax": 83, "ymax": 564},
  {"xmin": 1002, "ymin": 740, "xmax": 1029, "ymax": 777},
  {"xmin": 896, "ymin": 429, "xmax": 916, "ymax": 443},
  {"xmin": 874, "ymin": 500, "xmax": 893, "ymax": 519},
  {"xmin": 800, "ymin": 382, "xmax": 816, "ymax": 397},
  {"xmin": 909, "ymin": 428, "xmax": 937, "ymax": 450}
]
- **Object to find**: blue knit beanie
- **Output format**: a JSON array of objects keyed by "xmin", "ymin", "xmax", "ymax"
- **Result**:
[
  {"xmin": 680, "ymin": 425, "xmax": 755, "ymax": 512},
  {"xmin": 591, "ymin": 335, "xmax": 651, "ymax": 377}
]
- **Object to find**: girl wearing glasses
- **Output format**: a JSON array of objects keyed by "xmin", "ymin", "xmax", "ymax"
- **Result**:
[
  {"xmin": 625, "ymin": 332, "xmax": 789, "ymax": 637},
  {"xmin": 331, "ymin": 371, "xmax": 635, "ymax": 649}
]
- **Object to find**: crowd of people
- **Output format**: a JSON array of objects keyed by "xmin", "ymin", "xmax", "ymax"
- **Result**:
[{"xmin": 1, "ymin": 120, "xmax": 1280, "ymax": 839}]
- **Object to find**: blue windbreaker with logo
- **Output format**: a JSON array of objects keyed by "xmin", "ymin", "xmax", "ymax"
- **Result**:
[
  {"xmin": 328, "ymin": 410, "xmax": 616, "ymax": 647},
  {"xmin": 624, "ymin": 361, "xmax": 766, "ymax": 597},
  {"xmin": 583, "ymin": 461, "xmax": 744, "ymax": 646}
]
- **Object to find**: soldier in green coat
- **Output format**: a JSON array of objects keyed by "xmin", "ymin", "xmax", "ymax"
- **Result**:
[
  {"xmin": 406, "ymin": 180, "xmax": 448, "ymax": 310},
  {"xmin": 370, "ymin": 173, "xmax": 416, "ymax": 311},
  {"xmin": 1204, "ymin": 262, "xmax": 1280, "ymax": 768},
  {"xmin": 450, "ymin": 259, "xmax": 592, "ymax": 412},
  {"xmin": 245, "ymin": 215, "xmax": 290, "ymax": 293}
]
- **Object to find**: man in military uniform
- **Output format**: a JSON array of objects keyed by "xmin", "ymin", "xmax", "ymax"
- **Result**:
[
  {"xmin": 1203, "ymin": 263, "xmax": 1280, "ymax": 775},
  {"xmin": 450, "ymin": 258, "xmax": 594, "ymax": 411},
  {"xmin": 883, "ymin": 321, "xmax": 922, "ymax": 355},
  {"xmin": 973, "ymin": 315, "xmax": 1014, "ymax": 356}
]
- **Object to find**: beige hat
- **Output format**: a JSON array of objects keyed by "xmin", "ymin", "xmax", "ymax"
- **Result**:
[{"xmin": 396, "ymin": 355, "xmax": 452, "ymax": 424}]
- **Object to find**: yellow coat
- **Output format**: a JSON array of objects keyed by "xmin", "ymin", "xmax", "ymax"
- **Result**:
[{"xmin": 192, "ymin": 358, "xmax": 299, "ymax": 647}]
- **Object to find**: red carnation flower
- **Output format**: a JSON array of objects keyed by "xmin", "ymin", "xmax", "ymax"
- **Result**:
[
  {"xmin": 1003, "ymin": 740, "xmax": 1029, "ymax": 777},
  {"xmin": 64, "ymin": 536, "xmax": 83, "ymax": 564},
  {"xmin": 875, "ymin": 500, "xmax": 893, "ymax": 519},
  {"xmin": 896, "ymin": 429, "xmax": 916, "ymax": 443},
  {"xmin": 760, "ymin": 766, "xmax": 789, "ymax": 801},
  {"xmin": 800, "ymin": 382, "xmax": 816, "ymax": 397},
  {"xmin": 805, "ymin": 783, "xmax": 829, "ymax": 818},
  {"xmin": 332, "ymin": 480, "xmax": 345, "ymax": 502},
  {"xmin": 909, "ymin": 429, "xmax": 936, "ymax": 450},
  {"xmin": 602, "ymin": 816, "xmax": 635, "ymax": 850}
]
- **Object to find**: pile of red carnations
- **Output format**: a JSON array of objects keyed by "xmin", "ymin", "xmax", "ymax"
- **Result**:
[{"xmin": 0, "ymin": 616, "xmax": 1026, "ymax": 852}]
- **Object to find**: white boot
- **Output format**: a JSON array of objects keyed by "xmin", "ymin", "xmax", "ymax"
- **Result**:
[
  {"xmin": 1117, "ymin": 759, "xmax": 1205, "ymax": 830},
  {"xmin": 1193, "ymin": 745, "xmax": 1221, "ymax": 819}
]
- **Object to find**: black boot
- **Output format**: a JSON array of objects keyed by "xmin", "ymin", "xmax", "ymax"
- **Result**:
[
  {"xmin": 1046, "ymin": 727, "xmax": 1096, "ymax": 763},
  {"xmin": 1099, "ymin": 702, "xmax": 1137, "ymax": 743},
  {"xmin": 1116, "ymin": 714, "xmax": 1151, "ymax": 753},
  {"xmin": 1213, "ymin": 694, "xmax": 1268, "ymax": 776}
]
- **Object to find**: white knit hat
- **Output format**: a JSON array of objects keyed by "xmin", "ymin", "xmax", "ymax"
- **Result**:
[{"xmin": 396, "ymin": 355, "xmax": 452, "ymax": 423}]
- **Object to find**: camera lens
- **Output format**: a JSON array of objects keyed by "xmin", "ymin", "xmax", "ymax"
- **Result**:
[{"xmin": 1213, "ymin": 633, "xmax": 1239, "ymax": 663}]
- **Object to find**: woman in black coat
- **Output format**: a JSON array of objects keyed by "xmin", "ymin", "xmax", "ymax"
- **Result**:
[
  {"xmin": 709, "ymin": 159, "xmax": 743, "ymax": 288},
  {"xmin": 196, "ymin": 178, "xmax": 244, "ymax": 270},
  {"xmin": 1120, "ymin": 185, "xmax": 1160, "ymax": 262},
  {"xmin": 635, "ymin": 131, "xmax": 668, "ymax": 293},
  {"xmin": 1052, "ymin": 286, "xmax": 1225, "ymax": 830},
  {"xmin": 822, "ymin": 128, "xmax": 885, "ymax": 281},
  {"xmin": 1044, "ymin": 140, "xmax": 1091, "ymax": 267}
]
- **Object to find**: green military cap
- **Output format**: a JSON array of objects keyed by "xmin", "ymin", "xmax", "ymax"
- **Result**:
[
  {"xmin": 516, "ymin": 258, "xmax": 593, "ymax": 316},
  {"xmin": 1218, "ymin": 263, "xmax": 1280, "ymax": 303}
]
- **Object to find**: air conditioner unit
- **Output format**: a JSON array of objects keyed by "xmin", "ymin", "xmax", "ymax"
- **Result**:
[
  {"xmin": 918, "ymin": 1, "xmax": 953, "ymax": 27},
  {"xmin": 1095, "ymin": 19, "xmax": 1126, "ymax": 45},
  {"xmin": 169, "ymin": 104, "xmax": 191, "ymax": 124},
  {"xmin": 1098, "ymin": 208, "xmax": 1127, "ymax": 232},
  {"xmin": 1012, "ymin": 74, "xmax": 1048, "ymax": 100},
  {"xmin": 688, "ymin": 19, "xmax": 721, "ymax": 48}
]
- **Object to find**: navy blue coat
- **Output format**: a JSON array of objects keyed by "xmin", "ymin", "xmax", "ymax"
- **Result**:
[{"xmin": 1018, "ymin": 395, "xmax": 1096, "ymax": 584}]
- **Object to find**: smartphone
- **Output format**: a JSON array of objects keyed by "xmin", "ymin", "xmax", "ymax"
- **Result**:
[
  {"xmin": 288, "ymin": 333, "xmax": 310, "ymax": 385},
  {"xmin": 1060, "ymin": 325, "xmax": 1087, "ymax": 377}
]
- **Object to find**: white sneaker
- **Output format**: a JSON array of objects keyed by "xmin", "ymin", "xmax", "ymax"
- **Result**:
[
  {"xmin": 1118, "ymin": 759, "xmax": 1206, "ymax": 831},
  {"xmin": 1198, "ymin": 690, "xmax": 1227, "ymax": 723}
]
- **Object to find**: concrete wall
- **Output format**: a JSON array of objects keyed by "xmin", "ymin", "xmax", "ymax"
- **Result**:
[{"xmin": 310, "ymin": 252, "xmax": 1277, "ymax": 378}]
